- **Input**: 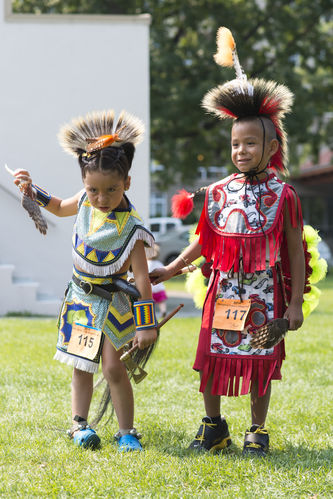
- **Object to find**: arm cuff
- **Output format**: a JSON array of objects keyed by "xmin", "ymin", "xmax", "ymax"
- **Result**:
[
  {"xmin": 133, "ymin": 300, "xmax": 157, "ymax": 330},
  {"xmin": 33, "ymin": 184, "xmax": 51, "ymax": 207}
]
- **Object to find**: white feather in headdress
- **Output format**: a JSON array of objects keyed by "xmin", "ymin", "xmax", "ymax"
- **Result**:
[{"xmin": 214, "ymin": 26, "xmax": 251, "ymax": 96}]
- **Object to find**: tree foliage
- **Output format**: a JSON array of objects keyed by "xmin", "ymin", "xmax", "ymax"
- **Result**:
[{"xmin": 13, "ymin": 0, "xmax": 333, "ymax": 186}]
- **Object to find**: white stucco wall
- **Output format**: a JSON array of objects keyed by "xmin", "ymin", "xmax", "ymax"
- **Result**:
[{"xmin": 0, "ymin": 1, "xmax": 150, "ymax": 312}]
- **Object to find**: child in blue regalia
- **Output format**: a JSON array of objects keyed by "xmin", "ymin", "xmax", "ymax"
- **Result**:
[{"xmin": 13, "ymin": 109, "xmax": 158, "ymax": 451}]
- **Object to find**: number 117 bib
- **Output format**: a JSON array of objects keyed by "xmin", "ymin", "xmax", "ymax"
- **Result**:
[{"xmin": 212, "ymin": 298, "xmax": 251, "ymax": 331}]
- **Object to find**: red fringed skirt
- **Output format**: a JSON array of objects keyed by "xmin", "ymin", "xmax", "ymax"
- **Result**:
[{"xmin": 193, "ymin": 265, "xmax": 286, "ymax": 397}]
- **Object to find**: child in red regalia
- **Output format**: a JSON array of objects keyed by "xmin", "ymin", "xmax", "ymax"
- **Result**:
[{"xmin": 150, "ymin": 27, "xmax": 309, "ymax": 457}]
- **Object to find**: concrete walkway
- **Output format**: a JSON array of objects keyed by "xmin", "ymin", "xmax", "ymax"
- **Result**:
[{"xmin": 163, "ymin": 290, "xmax": 202, "ymax": 318}]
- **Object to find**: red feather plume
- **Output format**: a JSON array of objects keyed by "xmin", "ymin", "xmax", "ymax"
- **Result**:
[{"xmin": 171, "ymin": 189, "xmax": 194, "ymax": 219}]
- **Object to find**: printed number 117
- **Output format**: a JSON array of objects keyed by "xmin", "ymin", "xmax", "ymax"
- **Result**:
[{"xmin": 225, "ymin": 309, "xmax": 247, "ymax": 320}]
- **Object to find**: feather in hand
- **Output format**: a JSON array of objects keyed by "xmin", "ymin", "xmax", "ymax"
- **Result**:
[
  {"xmin": 5, "ymin": 164, "xmax": 48, "ymax": 235},
  {"xmin": 250, "ymin": 318, "xmax": 289, "ymax": 350}
]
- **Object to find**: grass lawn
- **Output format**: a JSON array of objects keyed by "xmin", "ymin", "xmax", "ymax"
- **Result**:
[{"xmin": 0, "ymin": 277, "xmax": 332, "ymax": 498}]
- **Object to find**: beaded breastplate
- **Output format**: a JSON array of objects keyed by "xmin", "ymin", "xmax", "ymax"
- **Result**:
[
  {"xmin": 72, "ymin": 193, "xmax": 154, "ymax": 276},
  {"xmin": 196, "ymin": 173, "xmax": 297, "ymax": 273}
]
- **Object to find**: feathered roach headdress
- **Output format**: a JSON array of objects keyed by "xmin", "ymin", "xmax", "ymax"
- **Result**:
[
  {"xmin": 202, "ymin": 26, "xmax": 293, "ymax": 174},
  {"xmin": 58, "ymin": 109, "xmax": 144, "ymax": 157},
  {"xmin": 172, "ymin": 26, "xmax": 294, "ymax": 219}
]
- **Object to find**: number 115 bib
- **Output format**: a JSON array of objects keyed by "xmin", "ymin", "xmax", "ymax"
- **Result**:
[{"xmin": 67, "ymin": 323, "xmax": 102, "ymax": 360}]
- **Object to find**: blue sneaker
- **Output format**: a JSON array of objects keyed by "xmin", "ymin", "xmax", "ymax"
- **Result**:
[{"xmin": 115, "ymin": 429, "xmax": 142, "ymax": 452}]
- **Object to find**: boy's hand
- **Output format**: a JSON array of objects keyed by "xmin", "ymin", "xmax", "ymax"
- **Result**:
[
  {"xmin": 5, "ymin": 165, "xmax": 32, "ymax": 188},
  {"xmin": 284, "ymin": 303, "xmax": 303, "ymax": 331},
  {"xmin": 149, "ymin": 266, "xmax": 174, "ymax": 285},
  {"xmin": 12, "ymin": 168, "xmax": 32, "ymax": 187},
  {"xmin": 134, "ymin": 328, "xmax": 158, "ymax": 350}
]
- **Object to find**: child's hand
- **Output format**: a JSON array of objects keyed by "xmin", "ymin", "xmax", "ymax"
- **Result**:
[
  {"xmin": 284, "ymin": 303, "xmax": 303, "ymax": 331},
  {"xmin": 134, "ymin": 328, "xmax": 158, "ymax": 350},
  {"xmin": 149, "ymin": 266, "xmax": 174, "ymax": 285},
  {"xmin": 13, "ymin": 169, "xmax": 32, "ymax": 187}
]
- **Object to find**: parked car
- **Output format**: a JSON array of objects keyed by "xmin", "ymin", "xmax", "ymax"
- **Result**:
[
  {"xmin": 149, "ymin": 217, "xmax": 183, "ymax": 241},
  {"xmin": 157, "ymin": 227, "xmax": 191, "ymax": 266}
]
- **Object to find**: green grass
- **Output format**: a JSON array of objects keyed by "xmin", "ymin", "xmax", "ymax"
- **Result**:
[{"xmin": 1, "ymin": 278, "xmax": 332, "ymax": 498}]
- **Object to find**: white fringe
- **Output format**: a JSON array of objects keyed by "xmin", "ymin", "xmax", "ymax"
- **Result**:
[
  {"xmin": 72, "ymin": 229, "xmax": 155, "ymax": 276},
  {"xmin": 54, "ymin": 349, "xmax": 99, "ymax": 374}
]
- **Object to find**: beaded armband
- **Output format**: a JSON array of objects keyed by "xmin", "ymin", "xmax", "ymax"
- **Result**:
[
  {"xmin": 33, "ymin": 184, "xmax": 51, "ymax": 207},
  {"xmin": 133, "ymin": 300, "xmax": 157, "ymax": 330}
]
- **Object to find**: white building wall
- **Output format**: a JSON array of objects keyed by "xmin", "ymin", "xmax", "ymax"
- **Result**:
[{"xmin": 0, "ymin": 1, "xmax": 150, "ymax": 313}]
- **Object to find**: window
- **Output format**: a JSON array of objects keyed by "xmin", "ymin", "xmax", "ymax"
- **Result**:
[
  {"xmin": 150, "ymin": 223, "xmax": 161, "ymax": 232},
  {"xmin": 150, "ymin": 192, "xmax": 168, "ymax": 217}
]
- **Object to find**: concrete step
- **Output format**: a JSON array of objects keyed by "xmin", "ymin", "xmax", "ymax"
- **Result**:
[
  {"xmin": 0, "ymin": 265, "xmax": 61, "ymax": 316},
  {"xmin": 28, "ymin": 296, "xmax": 62, "ymax": 316},
  {"xmin": 0, "ymin": 264, "xmax": 15, "ymax": 287}
]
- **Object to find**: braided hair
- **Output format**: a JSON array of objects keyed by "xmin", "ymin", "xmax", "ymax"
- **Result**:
[{"xmin": 78, "ymin": 142, "xmax": 135, "ymax": 180}]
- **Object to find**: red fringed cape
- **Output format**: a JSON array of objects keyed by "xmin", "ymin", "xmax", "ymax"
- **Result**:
[{"xmin": 193, "ymin": 173, "xmax": 310, "ymax": 397}]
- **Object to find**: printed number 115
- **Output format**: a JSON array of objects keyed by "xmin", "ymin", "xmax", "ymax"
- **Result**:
[{"xmin": 78, "ymin": 334, "xmax": 94, "ymax": 348}]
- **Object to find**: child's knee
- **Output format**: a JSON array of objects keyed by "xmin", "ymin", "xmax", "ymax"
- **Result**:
[
  {"xmin": 102, "ymin": 361, "xmax": 126, "ymax": 384},
  {"xmin": 72, "ymin": 368, "xmax": 93, "ymax": 386}
]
